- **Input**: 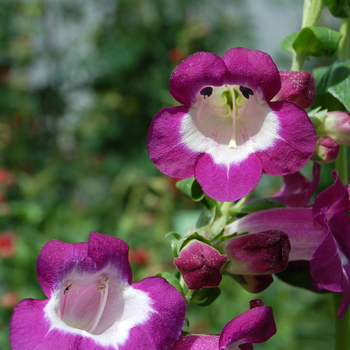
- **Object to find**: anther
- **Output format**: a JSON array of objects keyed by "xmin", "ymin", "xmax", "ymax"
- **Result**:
[
  {"xmin": 200, "ymin": 87, "xmax": 213, "ymax": 98},
  {"xmin": 97, "ymin": 284, "xmax": 106, "ymax": 292},
  {"xmin": 239, "ymin": 86, "xmax": 254, "ymax": 99},
  {"xmin": 63, "ymin": 284, "xmax": 73, "ymax": 295},
  {"xmin": 101, "ymin": 277, "xmax": 109, "ymax": 285}
]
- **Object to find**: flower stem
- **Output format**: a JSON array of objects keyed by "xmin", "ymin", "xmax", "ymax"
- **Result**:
[
  {"xmin": 302, "ymin": 0, "xmax": 326, "ymax": 28},
  {"xmin": 333, "ymin": 293, "xmax": 350, "ymax": 350}
]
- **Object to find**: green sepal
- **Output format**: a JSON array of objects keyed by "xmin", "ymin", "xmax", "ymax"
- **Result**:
[
  {"xmin": 171, "ymin": 239, "xmax": 179, "ymax": 258},
  {"xmin": 191, "ymin": 287, "xmax": 221, "ymax": 306},
  {"xmin": 166, "ymin": 231, "xmax": 182, "ymax": 240},
  {"xmin": 176, "ymin": 177, "xmax": 205, "ymax": 202},
  {"xmin": 177, "ymin": 232, "xmax": 212, "ymax": 254},
  {"xmin": 196, "ymin": 205, "xmax": 217, "ymax": 228},
  {"xmin": 155, "ymin": 272, "xmax": 184, "ymax": 294},
  {"xmin": 181, "ymin": 318, "xmax": 190, "ymax": 335},
  {"xmin": 228, "ymin": 199, "xmax": 287, "ymax": 215},
  {"xmin": 293, "ymin": 27, "xmax": 342, "ymax": 58},
  {"xmin": 326, "ymin": 0, "xmax": 350, "ymax": 18}
]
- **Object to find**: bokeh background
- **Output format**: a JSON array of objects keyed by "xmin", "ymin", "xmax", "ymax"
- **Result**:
[{"xmin": 0, "ymin": 1, "xmax": 342, "ymax": 349}]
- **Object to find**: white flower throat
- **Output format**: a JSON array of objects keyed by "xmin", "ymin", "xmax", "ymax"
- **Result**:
[
  {"xmin": 58, "ymin": 276, "xmax": 110, "ymax": 334},
  {"xmin": 198, "ymin": 85, "xmax": 254, "ymax": 149}
]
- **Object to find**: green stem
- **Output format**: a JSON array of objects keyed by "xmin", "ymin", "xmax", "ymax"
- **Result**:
[
  {"xmin": 333, "ymin": 293, "xmax": 350, "ymax": 350},
  {"xmin": 302, "ymin": 0, "xmax": 326, "ymax": 28},
  {"xmin": 292, "ymin": 0, "xmax": 326, "ymax": 71},
  {"xmin": 338, "ymin": 17, "xmax": 350, "ymax": 60}
]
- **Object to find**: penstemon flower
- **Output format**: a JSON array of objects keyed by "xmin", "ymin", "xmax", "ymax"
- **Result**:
[
  {"xmin": 171, "ymin": 299, "xmax": 276, "ymax": 349},
  {"xmin": 147, "ymin": 47, "xmax": 316, "ymax": 201},
  {"xmin": 10, "ymin": 232, "xmax": 186, "ymax": 350}
]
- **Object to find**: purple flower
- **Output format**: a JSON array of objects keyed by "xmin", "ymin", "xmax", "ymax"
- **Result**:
[
  {"xmin": 174, "ymin": 240, "xmax": 227, "ymax": 290},
  {"xmin": 147, "ymin": 47, "xmax": 316, "ymax": 202},
  {"xmin": 225, "ymin": 173, "xmax": 350, "ymax": 318},
  {"xmin": 10, "ymin": 232, "xmax": 186, "ymax": 350},
  {"xmin": 171, "ymin": 299, "xmax": 276, "ymax": 350}
]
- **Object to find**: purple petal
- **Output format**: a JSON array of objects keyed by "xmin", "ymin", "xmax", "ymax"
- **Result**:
[
  {"xmin": 255, "ymin": 101, "xmax": 316, "ymax": 176},
  {"xmin": 171, "ymin": 335, "xmax": 220, "ymax": 350},
  {"xmin": 219, "ymin": 300, "xmax": 276, "ymax": 348},
  {"xmin": 195, "ymin": 153, "xmax": 262, "ymax": 202},
  {"xmin": 37, "ymin": 232, "xmax": 132, "ymax": 297},
  {"xmin": 169, "ymin": 51, "xmax": 227, "ymax": 106},
  {"xmin": 222, "ymin": 47, "xmax": 281, "ymax": 102},
  {"xmin": 128, "ymin": 276, "xmax": 186, "ymax": 350},
  {"xmin": 274, "ymin": 162, "xmax": 320, "ymax": 207},
  {"xmin": 310, "ymin": 231, "xmax": 342, "ymax": 292},
  {"xmin": 147, "ymin": 106, "xmax": 201, "ymax": 178}
]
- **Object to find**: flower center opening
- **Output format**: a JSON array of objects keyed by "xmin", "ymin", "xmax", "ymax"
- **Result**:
[
  {"xmin": 58, "ymin": 276, "xmax": 110, "ymax": 334},
  {"xmin": 199, "ymin": 85, "xmax": 254, "ymax": 149}
]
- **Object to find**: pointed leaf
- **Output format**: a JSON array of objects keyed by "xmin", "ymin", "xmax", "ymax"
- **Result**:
[
  {"xmin": 191, "ymin": 287, "xmax": 221, "ymax": 306},
  {"xmin": 176, "ymin": 177, "xmax": 205, "ymax": 202}
]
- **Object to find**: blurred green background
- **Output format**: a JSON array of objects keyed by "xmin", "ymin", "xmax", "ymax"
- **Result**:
[{"xmin": 0, "ymin": 0, "xmax": 341, "ymax": 349}]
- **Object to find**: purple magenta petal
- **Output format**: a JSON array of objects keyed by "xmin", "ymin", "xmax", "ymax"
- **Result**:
[
  {"xmin": 169, "ymin": 52, "xmax": 227, "ymax": 106},
  {"xmin": 195, "ymin": 153, "xmax": 262, "ymax": 202},
  {"xmin": 222, "ymin": 48, "xmax": 281, "ymax": 102},
  {"xmin": 10, "ymin": 299, "xmax": 50, "ymax": 350},
  {"xmin": 171, "ymin": 335, "xmax": 220, "ymax": 350},
  {"xmin": 37, "ymin": 232, "xmax": 132, "ymax": 297},
  {"xmin": 310, "ymin": 231, "xmax": 342, "ymax": 292},
  {"xmin": 147, "ymin": 106, "xmax": 202, "ymax": 179},
  {"xmin": 255, "ymin": 101, "xmax": 316, "ymax": 176},
  {"xmin": 219, "ymin": 300, "xmax": 276, "ymax": 348},
  {"xmin": 127, "ymin": 276, "xmax": 186, "ymax": 350},
  {"xmin": 274, "ymin": 162, "xmax": 320, "ymax": 207}
]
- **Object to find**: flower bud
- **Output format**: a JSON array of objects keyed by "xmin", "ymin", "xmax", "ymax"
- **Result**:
[
  {"xmin": 223, "ymin": 230, "xmax": 290, "ymax": 275},
  {"xmin": 319, "ymin": 111, "xmax": 350, "ymax": 145},
  {"xmin": 273, "ymin": 71, "xmax": 315, "ymax": 108},
  {"xmin": 174, "ymin": 240, "xmax": 227, "ymax": 290},
  {"xmin": 311, "ymin": 135, "xmax": 340, "ymax": 163}
]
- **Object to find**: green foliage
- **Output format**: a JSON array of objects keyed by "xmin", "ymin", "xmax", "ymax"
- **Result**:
[{"xmin": 326, "ymin": 0, "xmax": 350, "ymax": 18}]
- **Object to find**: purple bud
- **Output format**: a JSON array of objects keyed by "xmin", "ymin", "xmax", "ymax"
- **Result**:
[
  {"xmin": 320, "ymin": 111, "xmax": 350, "ymax": 145},
  {"xmin": 174, "ymin": 240, "xmax": 227, "ymax": 290},
  {"xmin": 273, "ymin": 71, "xmax": 315, "ymax": 108},
  {"xmin": 311, "ymin": 135, "xmax": 340, "ymax": 163},
  {"xmin": 238, "ymin": 275, "xmax": 274, "ymax": 293},
  {"xmin": 223, "ymin": 230, "xmax": 291, "ymax": 275}
]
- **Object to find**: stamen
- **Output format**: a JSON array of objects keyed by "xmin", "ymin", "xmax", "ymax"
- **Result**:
[
  {"xmin": 227, "ymin": 86, "xmax": 237, "ymax": 149},
  {"xmin": 200, "ymin": 87, "xmax": 213, "ymax": 98},
  {"xmin": 239, "ymin": 86, "xmax": 254, "ymax": 99},
  {"xmin": 64, "ymin": 284, "xmax": 73, "ymax": 295},
  {"xmin": 101, "ymin": 277, "xmax": 109, "ymax": 285},
  {"xmin": 86, "ymin": 281, "xmax": 109, "ymax": 334}
]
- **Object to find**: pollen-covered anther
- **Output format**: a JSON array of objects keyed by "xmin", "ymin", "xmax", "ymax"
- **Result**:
[
  {"xmin": 101, "ymin": 277, "xmax": 109, "ymax": 285},
  {"xmin": 63, "ymin": 283, "xmax": 73, "ymax": 295},
  {"xmin": 96, "ymin": 284, "xmax": 106, "ymax": 292}
]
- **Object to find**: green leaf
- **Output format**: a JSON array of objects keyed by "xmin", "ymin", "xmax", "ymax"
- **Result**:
[
  {"xmin": 176, "ymin": 177, "xmax": 205, "ymax": 202},
  {"xmin": 228, "ymin": 199, "xmax": 287, "ymax": 215},
  {"xmin": 327, "ymin": 60, "xmax": 350, "ymax": 111},
  {"xmin": 166, "ymin": 231, "xmax": 182, "ymax": 240},
  {"xmin": 191, "ymin": 287, "xmax": 221, "ymax": 306},
  {"xmin": 313, "ymin": 60, "xmax": 350, "ymax": 112},
  {"xmin": 326, "ymin": 0, "xmax": 350, "ymax": 18},
  {"xmin": 155, "ymin": 272, "xmax": 183, "ymax": 294},
  {"xmin": 293, "ymin": 27, "xmax": 342, "ymax": 58},
  {"xmin": 280, "ymin": 31, "xmax": 299, "ymax": 55}
]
